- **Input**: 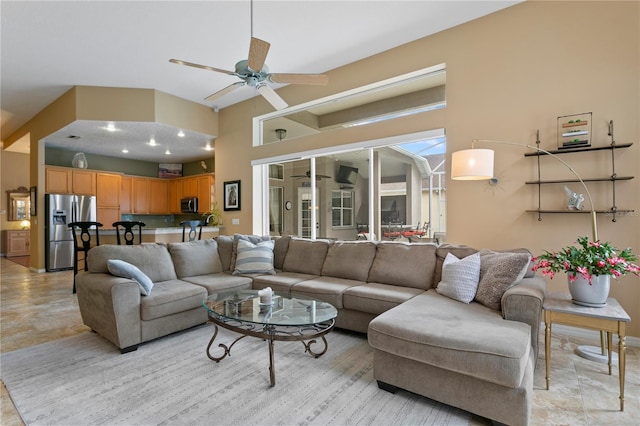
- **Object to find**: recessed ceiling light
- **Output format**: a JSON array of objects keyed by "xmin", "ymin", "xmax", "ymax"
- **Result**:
[
  {"xmin": 165, "ymin": 149, "xmax": 171, "ymax": 155},
  {"xmin": 149, "ymin": 138, "xmax": 157, "ymax": 146},
  {"xmin": 177, "ymin": 130, "xmax": 185, "ymax": 138},
  {"xmin": 204, "ymin": 143, "xmax": 213, "ymax": 151},
  {"xmin": 122, "ymin": 148, "xmax": 129, "ymax": 153},
  {"xmin": 106, "ymin": 123, "xmax": 117, "ymax": 132}
]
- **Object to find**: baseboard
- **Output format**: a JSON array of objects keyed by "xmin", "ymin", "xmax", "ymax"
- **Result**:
[
  {"xmin": 545, "ymin": 323, "xmax": 640, "ymax": 348},
  {"xmin": 29, "ymin": 267, "xmax": 46, "ymax": 273}
]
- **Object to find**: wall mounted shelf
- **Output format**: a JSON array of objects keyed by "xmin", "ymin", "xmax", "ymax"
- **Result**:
[{"xmin": 526, "ymin": 121, "xmax": 634, "ymax": 222}]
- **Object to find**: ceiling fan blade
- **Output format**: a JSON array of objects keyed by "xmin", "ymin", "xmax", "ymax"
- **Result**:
[
  {"xmin": 169, "ymin": 59, "xmax": 236, "ymax": 76},
  {"xmin": 269, "ymin": 73, "xmax": 329, "ymax": 85},
  {"xmin": 204, "ymin": 82, "xmax": 245, "ymax": 102},
  {"xmin": 257, "ymin": 84, "xmax": 289, "ymax": 110},
  {"xmin": 248, "ymin": 37, "xmax": 270, "ymax": 72}
]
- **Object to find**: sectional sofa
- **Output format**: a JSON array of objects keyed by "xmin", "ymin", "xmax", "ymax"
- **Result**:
[{"xmin": 76, "ymin": 235, "xmax": 545, "ymax": 426}]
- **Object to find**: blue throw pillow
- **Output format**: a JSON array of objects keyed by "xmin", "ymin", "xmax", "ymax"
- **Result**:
[{"xmin": 107, "ymin": 259, "xmax": 154, "ymax": 296}]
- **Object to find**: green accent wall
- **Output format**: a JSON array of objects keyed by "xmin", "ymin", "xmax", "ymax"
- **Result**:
[{"xmin": 45, "ymin": 147, "xmax": 214, "ymax": 177}]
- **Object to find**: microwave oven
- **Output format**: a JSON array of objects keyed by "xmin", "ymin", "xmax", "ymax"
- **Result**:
[{"xmin": 180, "ymin": 197, "xmax": 198, "ymax": 213}]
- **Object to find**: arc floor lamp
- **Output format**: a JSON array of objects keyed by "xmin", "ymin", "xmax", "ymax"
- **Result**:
[{"xmin": 451, "ymin": 135, "xmax": 612, "ymax": 363}]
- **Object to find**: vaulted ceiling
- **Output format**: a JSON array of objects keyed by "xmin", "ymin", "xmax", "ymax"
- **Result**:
[{"xmin": 1, "ymin": 1, "xmax": 520, "ymax": 161}]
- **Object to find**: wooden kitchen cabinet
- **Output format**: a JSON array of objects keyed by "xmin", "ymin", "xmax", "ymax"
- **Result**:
[
  {"xmin": 72, "ymin": 169, "xmax": 96, "ymax": 195},
  {"xmin": 197, "ymin": 175, "xmax": 215, "ymax": 213},
  {"xmin": 6, "ymin": 230, "xmax": 30, "ymax": 257},
  {"xmin": 96, "ymin": 172, "xmax": 121, "ymax": 228},
  {"xmin": 167, "ymin": 179, "xmax": 182, "ymax": 213},
  {"xmin": 148, "ymin": 179, "xmax": 168, "ymax": 214},
  {"xmin": 45, "ymin": 166, "xmax": 72, "ymax": 194},
  {"xmin": 132, "ymin": 178, "xmax": 149, "ymax": 213},
  {"xmin": 120, "ymin": 176, "xmax": 132, "ymax": 213},
  {"xmin": 182, "ymin": 177, "xmax": 198, "ymax": 198}
]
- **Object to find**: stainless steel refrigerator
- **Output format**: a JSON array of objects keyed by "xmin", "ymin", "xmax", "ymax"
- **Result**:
[{"xmin": 45, "ymin": 194, "xmax": 96, "ymax": 271}]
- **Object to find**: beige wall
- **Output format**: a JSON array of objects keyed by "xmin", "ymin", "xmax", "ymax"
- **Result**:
[
  {"xmin": 1, "ymin": 150, "xmax": 31, "ymax": 254},
  {"xmin": 216, "ymin": 1, "xmax": 640, "ymax": 336}
]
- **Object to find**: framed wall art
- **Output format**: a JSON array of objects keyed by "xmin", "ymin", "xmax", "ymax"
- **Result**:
[{"xmin": 224, "ymin": 180, "xmax": 241, "ymax": 211}]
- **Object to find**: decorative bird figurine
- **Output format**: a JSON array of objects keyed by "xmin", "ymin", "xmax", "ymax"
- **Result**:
[{"xmin": 200, "ymin": 161, "xmax": 208, "ymax": 173}]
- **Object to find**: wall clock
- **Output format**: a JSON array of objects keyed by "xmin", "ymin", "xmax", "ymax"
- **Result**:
[{"xmin": 285, "ymin": 201, "xmax": 292, "ymax": 210}]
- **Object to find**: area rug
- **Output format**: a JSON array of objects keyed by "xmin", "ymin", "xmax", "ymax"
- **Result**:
[{"xmin": 1, "ymin": 325, "xmax": 472, "ymax": 425}]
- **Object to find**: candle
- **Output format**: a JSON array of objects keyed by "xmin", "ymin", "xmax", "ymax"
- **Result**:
[{"xmin": 258, "ymin": 287, "xmax": 273, "ymax": 305}]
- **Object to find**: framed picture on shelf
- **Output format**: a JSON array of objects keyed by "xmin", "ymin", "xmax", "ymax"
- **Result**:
[
  {"xmin": 158, "ymin": 163, "xmax": 183, "ymax": 178},
  {"xmin": 224, "ymin": 180, "xmax": 241, "ymax": 211},
  {"xmin": 557, "ymin": 112, "xmax": 592, "ymax": 150}
]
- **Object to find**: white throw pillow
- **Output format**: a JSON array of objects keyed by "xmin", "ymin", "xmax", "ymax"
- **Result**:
[
  {"xmin": 107, "ymin": 259, "xmax": 154, "ymax": 296},
  {"xmin": 233, "ymin": 239, "xmax": 275, "ymax": 275},
  {"xmin": 436, "ymin": 252, "xmax": 481, "ymax": 303}
]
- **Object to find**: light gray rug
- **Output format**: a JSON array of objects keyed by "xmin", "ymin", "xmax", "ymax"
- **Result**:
[{"xmin": 1, "ymin": 325, "xmax": 472, "ymax": 425}]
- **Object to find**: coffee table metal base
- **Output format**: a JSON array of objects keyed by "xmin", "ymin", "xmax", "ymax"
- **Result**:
[{"xmin": 206, "ymin": 316, "xmax": 335, "ymax": 387}]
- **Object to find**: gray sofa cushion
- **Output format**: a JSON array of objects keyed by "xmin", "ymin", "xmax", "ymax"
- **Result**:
[
  {"xmin": 292, "ymin": 276, "xmax": 363, "ymax": 309},
  {"xmin": 322, "ymin": 240, "xmax": 377, "ymax": 281},
  {"xmin": 140, "ymin": 279, "xmax": 207, "ymax": 321},
  {"xmin": 343, "ymin": 283, "xmax": 424, "ymax": 315},
  {"xmin": 181, "ymin": 273, "xmax": 252, "ymax": 294},
  {"xmin": 215, "ymin": 235, "xmax": 234, "ymax": 272},
  {"xmin": 168, "ymin": 239, "xmax": 223, "ymax": 278},
  {"xmin": 253, "ymin": 271, "xmax": 318, "ymax": 297},
  {"xmin": 367, "ymin": 242, "xmax": 437, "ymax": 290},
  {"xmin": 368, "ymin": 290, "xmax": 531, "ymax": 388},
  {"xmin": 282, "ymin": 238, "xmax": 330, "ymax": 275},
  {"xmin": 272, "ymin": 236, "xmax": 291, "ymax": 270},
  {"xmin": 88, "ymin": 243, "xmax": 177, "ymax": 283}
]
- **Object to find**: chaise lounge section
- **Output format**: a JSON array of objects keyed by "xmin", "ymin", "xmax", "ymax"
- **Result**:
[{"xmin": 76, "ymin": 235, "xmax": 545, "ymax": 425}]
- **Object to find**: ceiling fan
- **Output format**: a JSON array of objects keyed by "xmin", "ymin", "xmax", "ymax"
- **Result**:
[
  {"xmin": 291, "ymin": 171, "xmax": 332, "ymax": 181},
  {"xmin": 169, "ymin": 36, "xmax": 328, "ymax": 110}
]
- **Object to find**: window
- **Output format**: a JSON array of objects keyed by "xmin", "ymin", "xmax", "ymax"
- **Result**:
[
  {"xmin": 269, "ymin": 164, "xmax": 284, "ymax": 180},
  {"xmin": 331, "ymin": 190, "xmax": 354, "ymax": 228}
]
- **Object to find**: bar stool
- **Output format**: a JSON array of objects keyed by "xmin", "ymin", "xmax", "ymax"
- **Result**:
[
  {"xmin": 68, "ymin": 221, "xmax": 103, "ymax": 293},
  {"xmin": 180, "ymin": 220, "xmax": 203, "ymax": 242},
  {"xmin": 113, "ymin": 221, "xmax": 146, "ymax": 245}
]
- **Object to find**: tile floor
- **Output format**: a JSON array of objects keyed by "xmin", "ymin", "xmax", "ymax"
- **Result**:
[{"xmin": 1, "ymin": 257, "xmax": 638, "ymax": 425}]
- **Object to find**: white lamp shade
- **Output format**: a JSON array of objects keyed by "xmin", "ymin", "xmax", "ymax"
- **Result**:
[{"xmin": 451, "ymin": 149, "xmax": 495, "ymax": 180}]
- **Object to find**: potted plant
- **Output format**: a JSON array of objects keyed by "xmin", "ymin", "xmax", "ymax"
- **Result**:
[
  {"xmin": 202, "ymin": 202, "xmax": 221, "ymax": 226},
  {"xmin": 532, "ymin": 236, "xmax": 639, "ymax": 307}
]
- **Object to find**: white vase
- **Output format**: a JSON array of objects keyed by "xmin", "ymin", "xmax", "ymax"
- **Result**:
[{"xmin": 568, "ymin": 274, "xmax": 610, "ymax": 307}]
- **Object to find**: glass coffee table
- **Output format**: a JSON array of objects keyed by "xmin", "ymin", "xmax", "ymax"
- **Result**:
[{"xmin": 202, "ymin": 290, "xmax": 337, "ymax": 386}]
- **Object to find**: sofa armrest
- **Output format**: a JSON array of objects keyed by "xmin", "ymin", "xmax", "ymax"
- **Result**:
[
  {"xmin": 501, "ymin": 276, "xmax": 546, "ymax": 360},
  {"xmin": 76, "ymin": 272, "xmax": 142, "ymax": 350}
]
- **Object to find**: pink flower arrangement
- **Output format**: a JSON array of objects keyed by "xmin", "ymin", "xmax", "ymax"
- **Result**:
[{"xmin": 532, "ymin": 236, "xmax": 640, "ymax": 284}]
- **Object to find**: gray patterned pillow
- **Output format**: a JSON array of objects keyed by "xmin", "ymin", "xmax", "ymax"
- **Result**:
[
  {"xmin": 474, "ymin": 250, "xmax": 531, "ymax": 311},
  {"xmin": 436, "ymin": 252, "xmax": 481, "ymax": 303}
]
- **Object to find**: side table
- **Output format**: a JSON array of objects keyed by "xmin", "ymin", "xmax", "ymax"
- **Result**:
[{"xmin": 543, "ymin": 292, "xmax": 630, "ymax": 411}]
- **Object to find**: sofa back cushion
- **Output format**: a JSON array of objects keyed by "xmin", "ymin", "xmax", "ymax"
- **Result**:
[
  {"xmin": 367, "ymin": 242, "xmax": 437, "ymax": 289},
  {"xmin": 272, "ymin": 236, "xmax": 291, "ymax": 270},
  {"xmin": 88, "ymin": 243, "xmax": 177, "ymax": 282},
  {"xmin": 168, "ymin": 239, "xmax": 223, "ymax": 278},
  {"xmin": 282, "ymin": 238, "xmax": 330, "ymax": 275},
  {"xmin": 434, "ymin": 244, "xmax": 479, "ymax": 284},
  {"xmin": 215, "ymin": 235, "xmax": 234, "ymax": 271},
  {"xmin": 321, "ymin": 240, "xmax": 376, "ymax": 281}
]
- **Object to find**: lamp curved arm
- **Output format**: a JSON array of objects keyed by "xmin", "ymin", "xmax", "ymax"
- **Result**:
[{"xmin": 468, "ymin": 139, "xmax": 598, "ymax": 241}]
